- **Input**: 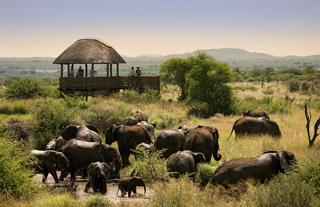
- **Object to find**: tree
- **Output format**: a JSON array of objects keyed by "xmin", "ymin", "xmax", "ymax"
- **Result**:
[
  {"xmin": 186, "ymin": 53, "xmax": 233, "ymax": 116},
  {"xmin": 160, "ymin": 58, "xmax": 191, "ymax": 100}
]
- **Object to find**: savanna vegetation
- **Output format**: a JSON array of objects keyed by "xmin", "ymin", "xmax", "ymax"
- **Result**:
[{"xmin": 0, "ymin": 53, "xmax": 320, "ymax": 206}]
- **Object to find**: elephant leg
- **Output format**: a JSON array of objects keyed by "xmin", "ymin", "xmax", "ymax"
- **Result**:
[
  {"xmin": 70, "ymin": 169, "xmax": 76, "ymax": 186},
  {"xmin": 42, "ymin": 169, "xmax": 49, "ymax": 183},
  {"xmin": 128, "ymin": 190, "xmax": 132, "ymax": 197},
  {"xmin": 47, "ymin": 162, "xmax": 59, "ymax": 183},
  {"xmin": 81, "ymin": 170, "xmax": 88, "ymax": 179},
  {"xmin": 59, "ymin": 169, "xmax": 69, "ymax": 181},
  {"xmin": 100, "ymin": 182, "xmax": 107, "ymax": 194},
  {"xmin": 133, "ymin": 186, "xmax": 137, "ymax": 194},
  {"xmin": 119, "ymin": 144, "xmax": 130, "ymax": 167},
  {"xmin": 84, "ymin": 181, "xmax": 90, "ymax": 193}
]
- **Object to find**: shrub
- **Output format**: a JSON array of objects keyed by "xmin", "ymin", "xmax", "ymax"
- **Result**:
[
  {"xmin": 0, "ymin": 137, "xmax": 38, "ymax": 198},
  {"xmin": 63, "ymin": 93, "xmax": 87, "ymax": 108},
  {"xmin": 254, "ymin": 173, "xmax": 317, "ymax": 207},
  {"xmin": 33, "ymin": 193, "xmax": 78, "ymax": 207},
  {"xmin": 149, "ymin": 113, "xmax": 181, "ymax": 130},
  {"xmin": 81, "ymin": 102, "xmax": 130, "ymax": 135},
  {"xmin": 146, "ymin": 89, "xmax": 161, "ymax": 101},
  {"xmin": 301, "ymin": 81, "xmax": 310, "ymax": 92},
  {"xmin": 85, "ymin": 194, "xmax": 112, "ymax": 207},
  {"xmin": 121, "ymin": 146, "xmax": 168, "ymax": 182},
  {"xmin": 32, "ymin": 98, "xmax": 73, "ymax": 149},
  {"xmin": 195, "ymin": 164, "xmax": 217, "ymax": 186},
  {"xmin": 0, "ymin": 101, "xmax": 28, "ymax": 114},
  {"xmin": 5, "ymin": 78, "xmax": 43, "ymax": 98},
  {"xmin": 299, "ymin": 156, "xmax": 320, "ymax": 195},
  {"xmin": 288, "ymin": 79, "xmax": 300, "ymax": 92}
]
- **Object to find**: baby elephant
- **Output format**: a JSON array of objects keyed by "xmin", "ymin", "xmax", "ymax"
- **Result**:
[
  {"xmin": 166, "ymin": 150, "xmax": 206, "ymax": 178},
  {"xmin": 31, "ymin": 150, "xmax": 69, "ymax": 183},
  {"xmin": 84, "ymin": 162, "xmax": 111, "ymax": 194},
  {"xmin": 117, "ymin": 176, "xmax": 146, "ymax": 197}
]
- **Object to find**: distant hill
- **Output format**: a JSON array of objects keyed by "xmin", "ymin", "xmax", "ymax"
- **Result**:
[{"xmin": 0, "ymin": 48, "xmax": 319, "ymax": 77}]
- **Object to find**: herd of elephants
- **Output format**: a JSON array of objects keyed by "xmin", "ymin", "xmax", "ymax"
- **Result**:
[{"xmin": 31, "ymin": 109, "xmax": 296, "ymax": 197}]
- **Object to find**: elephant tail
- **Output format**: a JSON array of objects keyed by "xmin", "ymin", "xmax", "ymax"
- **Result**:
[
  {"xmin": 143, "ymin": 183, "xmax": 146, "ymax": 195},
  {"xmin": 107, "ymin": 179, "xmax": 120, "ymax": 183},
  {"xmin": 226, "ymin": 121, "xmax": 237, "ymax": 140},
  {"xmin": 116, "ymin": 188, "xmax": 120, "ymax": 197}
]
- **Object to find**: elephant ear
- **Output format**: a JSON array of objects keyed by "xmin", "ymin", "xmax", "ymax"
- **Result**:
[
  {"xmin": 207, "ymin": 127, "xmax": 219, "ymax": 139},
  {"xmin": 61, "ymin": 125, "xmax": 78, "ymax": 140},
  {"xmin": 277, "ymin": 151, "xmax": 291, "ymax": 172},
  {"xmin": 192, "ymin": 152, "xmax": 206, "ymax": 164},
  {"xmin": 47, "ymin": 150, "xmax": 59, "ymax": 164},
  {"xmin": 102, "ymin": 162, "xmax": 112, "ymax": 177},
  {"xmin": 85, "ymin": 124, "xmax": 99, "ymax": 133}
]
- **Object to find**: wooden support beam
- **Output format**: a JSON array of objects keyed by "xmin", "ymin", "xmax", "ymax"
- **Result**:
[
  {"xmin": 85, "ymin": 64, "xmax": 88, "ymax": 77},
  {"xmin": 67, "ymin": 64, "xmax": 70, "ymax": 77},
  {"xmin": 110, "ymin": 64, "xmax": 113, "ymax": 77},
  {"xmin": 60, "ymin": 64, "xmax": 63, "ymax": 77},
  {"xmin": 116, "ymin": 63, "xmax": 119, "ymax": 77}
]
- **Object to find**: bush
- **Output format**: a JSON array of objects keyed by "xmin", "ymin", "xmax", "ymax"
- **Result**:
[
  {"xmin": 0, "ymin": 101, "xmax": 28, "ymax": 114},
  {"xmin": 85, "ymin": 194, "xmax": 112, "ymax": 207},
  {"xmin": 195, "ymin": 164, "xmax": 217, "ymax": 186},
  {"xmin": 299, "ymin": 156, "xmax": 320, "ymax": 195},
  {"xmin": 5, "ymin": 78, "xmax": 43, "ymax": 98},
  {"xmin": 301, "ymin": 81, "xmax": 310, "ymax": 92},
  {"xmin": 288, "ymin": 79, "xmax": 300, "ymax": 92},
  {"xmin": 0, "ymin": 137, "xmax": 38, "ymax": 198},
  {"xmin": 149, "ymin": 113, "xmax": 181, "ymax": 130},
  {"xmin": 32, "ymin": 98, "xmax": 73, "ymax": 149},
  {"xmin": 81, "ymin": 102, "xmax": 130, "ymax": 135},
  {"xmin": 33, "ymin": 193, "xmax": 78, "ymax": 207},
  {"xmin": 146, "ymin": 89, "xmax": 161, "ymax": 101},
  {"xmin": 122, "ymin": 146, "xmax": 168, "ymax": 182},
  {"xmin": 254, "ymin": 173, "xmax": 317, "ymax": 207}
]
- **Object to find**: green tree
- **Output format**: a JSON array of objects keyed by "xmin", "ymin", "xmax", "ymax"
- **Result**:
[
  {"xmin": 160, "ymin": 58, "xmax": 191, "ymax": 100},
  {"xmin": 186, "ymin": 53, "xmax": 233, "ymax": 116}
]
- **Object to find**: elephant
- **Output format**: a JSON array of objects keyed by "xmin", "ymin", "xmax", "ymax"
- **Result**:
[
  {"xmin": 183, "ymin": 125, "xmax": 222, "ymax": 162},
  {"xmin": 105, "ymin": 124, "xmax": 152, "ymax": 167},
  {"xmin": 46, "ymin": 136, "xmax": 67, "ymax": 150},
  {"xmin": 58, "ymin": 139, "xmax": 121, "ymax": 184},
  {"xmin": 121, "ymin": 111, "xmax": 149, "ymax": 126},
  {"xmin": 243, "ymin": 109, "xmax": 270, "ymax": 119},
  {"xmin": 116, "ymin": 176, "xmax": 146, "ymax": 197},
  {"xmin": 210, "ymin": 150, "xmax": 296, "ymax": 187},
  {"xmin": 102, "ymin": 144, "xmax": 122, "ymax": 178},
  {"xmin": 228, "ymin": 116, "xmax": 282, "ymax": 138},
  {"xmin": 84, "ymin": 162, "xmax": 112, "ymax": 194},
  {"xmin": 31, "ymin": 150, "xmax": 69, "ymax": 183},
  {"xmin": 166, "ymin": 150, "xmax": 206, "ymax": 178},
  {"xmin": 154, "ymin": 128, "xmax": 187, "ymax": 159},
  {"xmin": 177, "ymin": 125, "xmax": 193, "ymax": 136},
  {"xmin": 61, "ymin": 124, "xmax": 102, "ymax": 143},
  {"xmin": 137, "ymin": 121, "xmax": 156, "ymax": 137}
]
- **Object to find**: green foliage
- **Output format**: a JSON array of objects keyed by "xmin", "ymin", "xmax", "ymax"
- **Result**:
[
  {"xmin": 80, "ymin": 102, "xmax": 130, "ymax": 135},
  {"xmin": 146, "ymin": 89, "xmax": 161, "ymax": 101},
  {"xmin": 0, "ymin": 137, "xmax": 38, "ymax": 198},
  {"xmin": 254, "ymin": 173, "xmax": 317, "ymax": 207},
  {"xmin": 4, "ymin": 77, "xmax": 59, "ymax": 99},
  {"xmin": 0, "ymin": 101, "xmax": 28, "ymax": 114},
  {"xmin": 33, "ymin": 193, "xmax": 79, "ymax": 207},
  {"xmin": 149, "ymin": 113, "xmax": 180, "ymax": 130},
  {"xmin": 32, "ymin": 98, "xmax": 73, "ymax": 149},
  {"xmin": 186, "ymin": 53, "xmax": 233, "ymax": 116},
  {"xmin": 62, "ymin": 93, "xmax": 87, "ymax": 109},
  {"xmin": 122, "ymin": 146, "xmax": 168, "ymax": 182},
  {"xmin": 299, "ymin": 156, "xmax": 320, "ymax": 195},
  {"xmin": 288, "ymin": 79, "xmax": 300, "ymax": 92},
  {"xmin": 195, "ymin": 164, "xmax": 217, "ymax": 186},
  {"xmin": 231, "ymin": 85, "xmax": 257, "ymax": 92},
  {"xmin": 84, "ymin": 194, "xmax": 112, "ymax": 207},
  {"xmin": 160, "ymin": 57, "xmax": 191, "ymax": 100}
]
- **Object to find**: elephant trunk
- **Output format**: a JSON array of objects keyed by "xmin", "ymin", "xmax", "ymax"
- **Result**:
[
  {"xmin": 213, "ymin": 150, "xmax": 222, "ymax": 161},
  {"xmin": 143, "ymin": 183, "xmax": 146, "ymax": 195}
]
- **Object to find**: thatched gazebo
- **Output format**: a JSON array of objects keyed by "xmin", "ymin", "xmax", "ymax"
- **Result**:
[{"xmin": 54, "ymin": 38, "xmax": 160, "ymax": 98}]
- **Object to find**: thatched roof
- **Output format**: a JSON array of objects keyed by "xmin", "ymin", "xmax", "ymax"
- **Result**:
[{"xmin": 53, "ymin": 38, "xmax": 126, "ymax": 64}]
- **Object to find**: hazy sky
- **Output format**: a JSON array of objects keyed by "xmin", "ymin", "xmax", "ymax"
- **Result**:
[{"xmin": 0, "ymin": 0, "xmax": 319, "ymax": 57}]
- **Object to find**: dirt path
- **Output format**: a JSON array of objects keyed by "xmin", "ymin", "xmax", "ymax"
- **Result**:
[{"xmin": 33, "ymin": 174, "xmax": 154, "ymax": 205}]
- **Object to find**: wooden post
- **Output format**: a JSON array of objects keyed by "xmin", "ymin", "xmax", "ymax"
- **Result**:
[
  {"xmin": 85, "ymin": 64, "xmax": 88, "ymax": 77},
  {"xmin": 67, "ymin": 64, "xmax": 70, "ymax": 77},
  {"xmin": 85, "ymin": 64, "xmax": 88, "ymax": 101},
  {"xmin": 116, "ymin": 63, "xmax": 119, "ymax": 77},
  {"xmin": 106, "ymin": 64, "xmax": 109, "ymax": 77},
  {"xmin": 71, "ymin": 64, "xmax": 74, "ymax": 77},
  {"xmin": 116, "ymin": 63, "xmax": 119, "ymax": 88},
  {"xmin": 110, "ymin": 64, "xmax": 113, "ymax": 77},
  {"xmin": 60, "ymin": 64, "xmax": 63, "ymax": 77}
]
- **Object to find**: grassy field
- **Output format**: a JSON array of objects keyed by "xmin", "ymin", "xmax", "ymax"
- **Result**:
[{"xmin": 0, "ymin": 81, "xmax": 320, "ymax": 206}]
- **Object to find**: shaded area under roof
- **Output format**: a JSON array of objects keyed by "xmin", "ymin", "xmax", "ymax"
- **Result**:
[{"xmin": 53, "ymin": 38, "xmax": 126, "ymax": 64}]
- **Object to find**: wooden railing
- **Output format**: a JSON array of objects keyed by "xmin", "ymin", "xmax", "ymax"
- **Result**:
[{"xmin": 59, "ymin": 76, "xmax": 160, "ymax": 91}]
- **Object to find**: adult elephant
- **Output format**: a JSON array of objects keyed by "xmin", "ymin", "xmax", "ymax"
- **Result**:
[
  {"xmin": 183, "ymin": 125, "xmax": 222, "ymax": 162},
  {"xmin": 211, "ymin": 150, "xmax": 296, "ymax": 187},
  {"xmin": 229, "ymin": 117, "xmax": 281, "ymax": 138},
  {"xmin": 137, "ymin": 121, "xmax": 156, "ymax": 137},
  {"xmin": 59, "ymin": 139, "xmax": 121, "ymax": 184},
  {"xmin": 243, "ymin": 109, "xmax": 270, "ymax": 119},
  {"xmin": 105, "ymin": 124, "xmax": 152, "ymax": 167},
  {"xmin": 102, "ymin": 144, "xmax": 122, "ymax": 178},
  {"xmin": 154, "ymin": 126, "xmax": 191, "ymax": 159},
  {"xmin": 31, "ymin": 150, "xmax": 69, "ymax": 183},
  {"xmin": 166, "ymin": 150, "xmax": 206, "ymax": 178},
  {"xmin": 84, "ymin": 162, "xmax": 112, "ymax": 194},
  {"xmin": 122, "ymin": 111, "xmax": 149, "ymax": 126},
  {"xmin": 61, "ymin": 124, "xmax": 102, "ymax": 143}
]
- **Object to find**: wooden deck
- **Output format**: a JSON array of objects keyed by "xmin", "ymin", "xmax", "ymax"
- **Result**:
[{"xmin": 59, "ymin": 76, "xmax": 160, "ymax": 95}]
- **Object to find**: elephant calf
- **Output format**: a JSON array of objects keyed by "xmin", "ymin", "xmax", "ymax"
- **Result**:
[
  {"xmin": 243, "ymin": 109, "xmax": 270, "ymax": 119},
  {"xmin": 117, "ymin": 176, "xmax": 146, "ymax": 197},
  {"xmin": 166, "ymin": 150, "xmax": 206, "ymax": 178},
  {"xmin": 31, "ymin": 150, "xmax": 69, "ymax": 183},
  {"xmin": 84, "ymin": 162, "xmax": 111, "ymax": 194},
  {"xmin": 211, "ymin": 150, "xmax": 296, "ymax": 187}
]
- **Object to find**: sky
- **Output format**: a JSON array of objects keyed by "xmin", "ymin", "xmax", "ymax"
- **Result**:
[{"xmin": 0, "ymin": 0, "xmax": 319, "ymax": 57}]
